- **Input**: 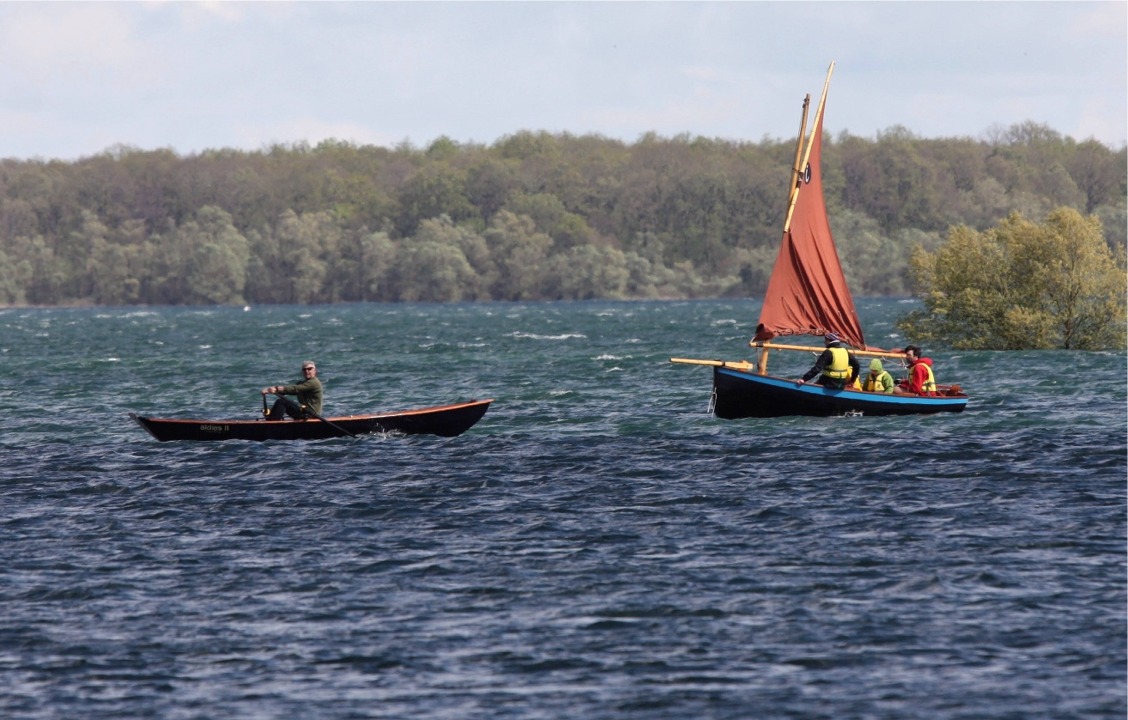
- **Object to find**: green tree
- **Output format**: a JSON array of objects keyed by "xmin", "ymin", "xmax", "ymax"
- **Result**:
[
  {"xmin": 543, "ymin": 244, "xmax": 630, "ymax": 300},
  {"xmin": 730, "ymin": 243, "xmax": 782, "ymax": 297},
  {"xmin": 484, "ymin": 211, "xmax": 552, "ymax": 300},
  {"xmin": 898, "ymin": 207, "xmax": 1126, "ymax": 350},
  {"xmin": 831, "ymin": 208, "xmax": 907, "ymax": 296},
  {"xmin": 413, "ymin": 216, "xmax": 492, "ymax": 299},
  {"xmin": 358, "ymin": 231, "xmax": 396, "ymax": 301},
  {"xmin": 283, "ymin": 210, "xmax": 336, "ymax": 303},
  {"xmin": 505, "ymin": 191, "xmax": 593, "ymax": 253},
  {"xmin": 1095, "ymin": 197, "xmax": 1127, "ymax": 254},
  {"xmin": 465, "ymin": 157, "xmax": 517, "ymax": 224},
  {"xmin": 0, "ymin": 247, "xmax": 28, "ymax": 304},
  {"xmin": 17, "ymin": 235, "xmax": 63, "ymax": 304},
  {"xmin": 394, "ymin": 165, "xmax": 476, "ymax": 237},
  {"xmin": 180, "ymin": 206, "xmax": 251, "ymax": 305},
  {"xmin": 391, "ymin": 240, "xmax": 478, "ymax": 302},
  {"xmin": 1064, "ymin": 140, "xmax": 1118, "ymax": 214},
  {"xmin": 88, "ymin": 218, "xmax": 149, "ymax": 305},
  {"xmin": 249, "ymin": 210, "xmax": 333, "ymax": 303}
]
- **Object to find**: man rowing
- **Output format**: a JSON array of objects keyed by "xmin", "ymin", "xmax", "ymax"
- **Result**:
[{"xmin": 262, "ymin": 360, "xmax": 324, "ymax": 420}]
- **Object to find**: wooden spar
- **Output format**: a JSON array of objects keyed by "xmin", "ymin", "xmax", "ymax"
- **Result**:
[
  {"xmin": 761, "ymin": 60, "xmax": 836, "ymax": 378},
  {"xmin": 674, "ymin": 344, "xmax": 908, "ymax": 376},
  {"xmin": 782, "ymin": 61, "xmax": 834, "ymax": 234},
  {"xmin": 782, "ymin": 94, "xmax": 811, "ymax": 234},
  {"xmin": 756, "ymin": 344, "xmax": 770, "ymax": 375},
  {"xmin": 749, "ymin": 340, "xmax": 908, "ymax": 360},
  {"xmin": 670, "ymin": 357, "xmax": 756, "ymax": 372},
  {"xmin": 762, "ymin": 92, "xmax": 813, "ymax": 377},
  {"xmin": 800, "ymin": 61, "xmax": 835, "ymax": 185}
]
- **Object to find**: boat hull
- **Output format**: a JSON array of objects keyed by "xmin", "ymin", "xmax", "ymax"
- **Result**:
[
  {"xmin": 131, "ymin": 399, "xmax": 493, "ymax": 442},
  {"xmin": 712, "ymin": 367, "xmax": 966, "ymax": 418}
]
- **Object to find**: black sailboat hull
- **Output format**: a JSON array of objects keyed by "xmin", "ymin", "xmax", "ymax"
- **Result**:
[
  {"xmin": 712, "ymin": 367, "xmax": 966, "ymax": 418},
  {"xmin": 131, "ymin": 399, "xmax": 493, "ymax": 441}
]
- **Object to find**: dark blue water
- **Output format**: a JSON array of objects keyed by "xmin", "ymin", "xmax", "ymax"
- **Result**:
[{"xmin": 2, "ymin": 300, "xmax": 1124, "ymax": 719}]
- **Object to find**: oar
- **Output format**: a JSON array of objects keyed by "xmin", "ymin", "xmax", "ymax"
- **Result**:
[
  {"xmin": 670, "ymin": 357, "xmax": 756, "ymax": 372},
  {"xmin": 302, "ymin": 404, "xmax": 357, "ymax": 439},
  {"xmin": 272, "ymin": 394, "xmax": 357, "ymax": 438}
]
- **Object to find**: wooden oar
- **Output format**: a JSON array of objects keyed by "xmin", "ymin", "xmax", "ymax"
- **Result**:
[
  {"xmin": 270, "ymin": 395, "xmax": 357, "ymax": 438},
  {"xmin": 302, "ymin": 404, "xmax": 357, "ymax": 439},
  {"xmin": 670, "ymin": 357, "xmax": 756, "ymax": 372}
]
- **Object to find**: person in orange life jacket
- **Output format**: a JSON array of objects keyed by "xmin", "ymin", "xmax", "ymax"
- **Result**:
[
  {"xmin": 894, "ymin": 345, "xmax": 938, "ymax": 396},
  {"xmin": 796, "ymin": 333, "xmax": 860, "ymax": 390},
  {"xmin": 862, "ymin": 358, "xmax": 895, "ymax": 393}
]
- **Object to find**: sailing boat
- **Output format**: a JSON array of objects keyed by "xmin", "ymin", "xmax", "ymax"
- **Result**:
[{"xmin": 672, "ymin": 63, "xmax": 968, "ymax": 418}]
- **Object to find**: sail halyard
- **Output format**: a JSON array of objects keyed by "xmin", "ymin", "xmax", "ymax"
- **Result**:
[{"xmin": 752, "ymin": 61, "xmax": 866, "ymax": 351}]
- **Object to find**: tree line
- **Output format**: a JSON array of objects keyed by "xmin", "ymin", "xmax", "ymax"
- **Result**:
[{"xmin": 0, "ymin": 121, "xmax": 1123, "ymax": 307}]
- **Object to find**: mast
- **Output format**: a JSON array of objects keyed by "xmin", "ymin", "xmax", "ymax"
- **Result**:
[
  {"xmin": 758, "ymin": 93, "xmax": 811, "ymax": 376},
  {"xmin": 754, "ymin": 60, "xmax": 841, "ymax": 374},
  {"xmin": 782, "ymin": 61, "xmax": 834, "ymax": 233},
  {"xmin": 783, "ymin": 95, "xmax": 811, "ymax": 233}
]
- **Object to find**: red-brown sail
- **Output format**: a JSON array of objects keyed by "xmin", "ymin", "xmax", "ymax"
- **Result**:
[{"xmin": 752, "ymin": 82, "xmax": 866, "ymax": 349}]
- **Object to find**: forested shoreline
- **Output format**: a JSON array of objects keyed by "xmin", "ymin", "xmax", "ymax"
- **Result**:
[{"xmin": 0, "ymin": 122, "xmax": 1123, "ymax": 307}]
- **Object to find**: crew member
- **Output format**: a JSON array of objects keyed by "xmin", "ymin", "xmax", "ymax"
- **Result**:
[{"xmin": 797, "ymin": 333, "xmax": 860, "ymax": 390}]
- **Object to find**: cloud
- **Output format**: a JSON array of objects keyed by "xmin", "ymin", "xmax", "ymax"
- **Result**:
[
  {"xmin": 0, "ymin": 2, "xmax": 1123, "ymax": 160},
  {"xmin": 1067, "ymin": 1, "xmax": 1128, "ymax": 39},
  {"xmin": 0, "ymin": 4, "xmax": 157, "ymax": 84}
]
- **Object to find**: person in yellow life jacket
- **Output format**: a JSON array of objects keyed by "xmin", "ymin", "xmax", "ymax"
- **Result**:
[
  {"xmin": 862, "ymin": 358, "xmax": 895, "ymax": 393},
  {"xmin": 796, "ymin": 333, "xmax": 860, "ymax": 390}
]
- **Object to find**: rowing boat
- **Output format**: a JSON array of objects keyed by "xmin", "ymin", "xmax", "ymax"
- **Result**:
[{"xmin": 130, "ymin": 399, "xmax": 493, "ymax": 441}]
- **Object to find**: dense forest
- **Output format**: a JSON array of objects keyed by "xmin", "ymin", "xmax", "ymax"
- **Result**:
[{"xmin": 0, "ymin": 121, "xmax": 1123, "ymax": 306}]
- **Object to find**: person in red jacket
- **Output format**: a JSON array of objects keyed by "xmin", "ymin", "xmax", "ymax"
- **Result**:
[{"xmin": 895, "ymin": 345, "xmax": 938, "ymax": 396}]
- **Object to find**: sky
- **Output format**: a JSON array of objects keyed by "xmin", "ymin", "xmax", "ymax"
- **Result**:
[{"xmin": 0, "ymin": 1, "xmax": 1124, "ymax": 161}]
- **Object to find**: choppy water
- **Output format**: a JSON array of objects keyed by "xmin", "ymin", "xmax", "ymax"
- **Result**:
[{"xmin": 1, "ymin": 300, "xmax": 1125, "ymax": 719}]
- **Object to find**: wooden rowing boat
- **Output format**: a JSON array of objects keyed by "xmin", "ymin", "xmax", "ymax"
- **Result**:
[{"xmin": 130, "ymin": 399, "xmax": 493, "ymax": 441}]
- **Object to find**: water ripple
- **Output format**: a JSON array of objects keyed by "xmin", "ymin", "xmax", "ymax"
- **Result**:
[{"xmin": 0, "ymin": 302, "xmax": 1124, "ymax": 719}]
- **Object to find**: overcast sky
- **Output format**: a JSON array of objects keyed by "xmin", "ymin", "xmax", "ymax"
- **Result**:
[{"xmin": 1, "ymin": 1, "xmax": 1123, "ymax": 161}]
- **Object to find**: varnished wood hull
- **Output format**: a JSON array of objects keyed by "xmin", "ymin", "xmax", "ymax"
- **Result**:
[{"xmin": 131, "ymin": 399, "xmax": 493, "ymax": 441}]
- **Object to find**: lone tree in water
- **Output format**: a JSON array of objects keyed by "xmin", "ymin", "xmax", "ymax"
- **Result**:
[{"xmin": 898, "ymin": 207, "xmax": 1126, "ymax": 351}]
